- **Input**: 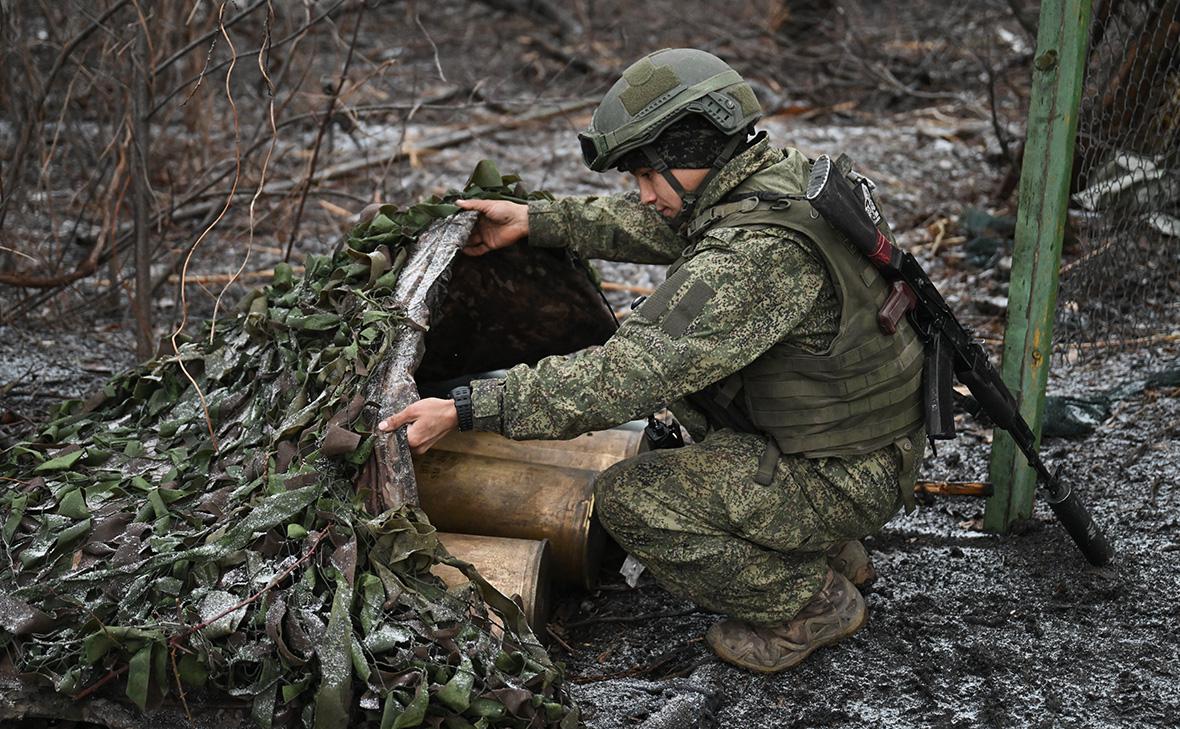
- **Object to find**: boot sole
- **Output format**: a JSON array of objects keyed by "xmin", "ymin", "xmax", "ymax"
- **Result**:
[{"xmin": 707, "ymin": 594, "xmax": 869, "ymax": 674}]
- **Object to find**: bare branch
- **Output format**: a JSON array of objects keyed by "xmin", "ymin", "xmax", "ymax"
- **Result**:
[
  {"xmin": 0, "ymin": 0, "xmax": 132, "ymax": 229},
  {"xmin": 211, "ymin": 0, "xmax": 277, "ymax": 340},
  {"xmin": 415, "ymin": 12, "xmax": 448, "ymax": 83},
  {"xmin": 283, "ymin": 1, "xmax": 367, "ymax": 261}
]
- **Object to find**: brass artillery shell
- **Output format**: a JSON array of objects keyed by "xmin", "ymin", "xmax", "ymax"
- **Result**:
[
  {"xmin": 432, "ymin": 532, "xmax": 552, "ymax": 633},
  {"xmin": 430, "ymin": 427, "xmax": 645, "ymax": 471},
  {"xmin": 415, "ymin": 426, "xmax": 645, "ymax": 589}
]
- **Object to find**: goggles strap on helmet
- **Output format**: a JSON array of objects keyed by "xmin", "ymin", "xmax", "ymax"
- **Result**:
[
  {"xmin": 641, "ymin": 146, "xmax": 694, "ymax": 230},
  {"xmin": 641, "ymin": 146, "xmax": 689, "ymax": 196},
  {"xmin": 643, "ymin": 131, "xmax": 748, "ymax": 230}
]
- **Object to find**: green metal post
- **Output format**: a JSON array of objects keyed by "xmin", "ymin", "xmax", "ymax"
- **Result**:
[{"xmin": 986, "ymin": 0, "xmax": 1093, "ymax": 532}]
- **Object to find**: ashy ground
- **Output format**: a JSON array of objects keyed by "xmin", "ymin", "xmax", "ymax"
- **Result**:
[
  {"xmin": 4, "ymin": 108, "xmax": 1176, "ymax": 726},
  {"xmin": 2, "ymin": 2, "xmax": 1177, "ymax": 727}
]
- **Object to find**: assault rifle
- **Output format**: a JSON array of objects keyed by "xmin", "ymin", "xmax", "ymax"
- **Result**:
[{"xmin": 806, "ymin": 154, "xmax": 1113, "ymax": 566}]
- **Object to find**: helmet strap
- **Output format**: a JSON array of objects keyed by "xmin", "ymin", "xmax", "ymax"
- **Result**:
[{"xmin": 641, "ymin": 132, "xmax": 748, "ymax": 231}]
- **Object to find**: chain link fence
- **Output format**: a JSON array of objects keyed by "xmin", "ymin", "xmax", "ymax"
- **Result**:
[{"xmin": 1057, "ymin": 0, "xmax": 1180, "ymax": 357}]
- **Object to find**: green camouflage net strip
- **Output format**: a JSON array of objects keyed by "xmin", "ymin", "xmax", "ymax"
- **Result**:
[{"xmin": 0, "ymin": 162, "xmax": 579, "ymax": 729}]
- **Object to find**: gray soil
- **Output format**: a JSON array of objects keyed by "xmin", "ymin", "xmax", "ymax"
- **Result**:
[
  {"xmin": 562, "ymin": 345, "xmax": 1180, "ymax": 729},
  {"xmin": 4, "ymin": 112, "xmax": 1177, "ymax": 726},
  {"xmin": 2, "ymin": 2, "xmax": 1178, "ymax": 727}
]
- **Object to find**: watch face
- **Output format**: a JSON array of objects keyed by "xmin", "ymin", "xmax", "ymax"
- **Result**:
[{"xmin": 449, "ymin": 386, "xmax": 470, "ymax": 401}]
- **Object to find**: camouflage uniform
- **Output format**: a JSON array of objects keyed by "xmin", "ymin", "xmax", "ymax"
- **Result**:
[{"xmin": 469, "ymin": 138, "xmax": 923, "ymax": 625}]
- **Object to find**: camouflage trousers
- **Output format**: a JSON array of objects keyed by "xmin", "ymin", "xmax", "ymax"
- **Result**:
[{"xmin": 594, "ymin": 429, "xmax": 919, "ymax": 625}]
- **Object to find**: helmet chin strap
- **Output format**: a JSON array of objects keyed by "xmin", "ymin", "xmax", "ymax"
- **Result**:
[{"xmin": 641, "ymin": 132, "xmax": 747, "ymax": 232}]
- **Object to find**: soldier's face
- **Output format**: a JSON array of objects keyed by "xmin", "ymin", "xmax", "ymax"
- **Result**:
[{"xmin": 632, "ymin": 168, "xmax": 709, "ymax": 219}]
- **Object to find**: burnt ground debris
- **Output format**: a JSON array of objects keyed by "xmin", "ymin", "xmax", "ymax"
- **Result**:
[{"xmin": 3, "ymin": 1, "xmax": 1179, "ymax": 727}]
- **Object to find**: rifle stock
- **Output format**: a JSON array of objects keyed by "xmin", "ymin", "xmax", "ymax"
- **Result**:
[{"xmin": 806, "ymin": 154, "xmax": 1113, "ymax": 566}]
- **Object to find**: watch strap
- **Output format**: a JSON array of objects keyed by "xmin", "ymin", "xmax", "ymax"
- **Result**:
[{"xmin": 450, "ymin": 385, "xmax": 474, "ymax": 432}]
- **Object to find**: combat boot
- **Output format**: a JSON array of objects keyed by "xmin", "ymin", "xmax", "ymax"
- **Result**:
[
  {"xmin": 705, "ymin": 569, "xmax": 867, "ymax": 673},
  {"xmin": 826, "ymin": 539, "xmax": 876, "ymax": 589}
]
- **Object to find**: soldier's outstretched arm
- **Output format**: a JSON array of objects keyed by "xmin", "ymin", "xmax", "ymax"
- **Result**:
[
  {"xmin": 454, "ymin": 194, "xmax": 681, "ymax": 263},
  {"xmin": 526, "ymin": 193, "xmax": 685, "ymax": 264}
]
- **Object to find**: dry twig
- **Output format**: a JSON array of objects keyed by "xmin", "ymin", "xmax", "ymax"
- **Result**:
[{"xmin": 284, "ymin": 2, "xmax": 366, "ymax": 260}]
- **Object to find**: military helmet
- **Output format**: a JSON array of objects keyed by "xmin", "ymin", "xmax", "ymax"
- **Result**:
[{"xmin": 579, "ymin": 48, "xmax": 762, "ymax": 173}]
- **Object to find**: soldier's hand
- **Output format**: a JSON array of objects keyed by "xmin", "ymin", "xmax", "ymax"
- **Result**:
[
  {"xmin": 455, "ymin": 199, "xmax": 528, "ymax": 255},
  {"xmin": 377, "ymin": 398, "xmax": 459, "ymax": 455}
]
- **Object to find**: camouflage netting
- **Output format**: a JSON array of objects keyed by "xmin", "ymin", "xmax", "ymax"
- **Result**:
[
  {"xmin": 1057, "ymin": 0, "xmax": 1180, "ymax": 357},
  {"xmin": 0, "ymin": 163, "xmax": 580, "ymax": 729}
]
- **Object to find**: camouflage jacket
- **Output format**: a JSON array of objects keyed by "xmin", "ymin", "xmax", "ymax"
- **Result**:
[{"xmin": 469, "ymin": 138, "xmax": 841, "ymax": 440}]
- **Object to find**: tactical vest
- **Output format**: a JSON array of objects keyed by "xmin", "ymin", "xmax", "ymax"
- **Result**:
[{"xmin": 683, "ymin": 159, "xmax": 925, "ymax": 467}]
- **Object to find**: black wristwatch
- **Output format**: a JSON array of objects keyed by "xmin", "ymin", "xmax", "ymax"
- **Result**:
[{"xmin": 449, "ymin": 385, "xmax": 474, "ymax": 431}]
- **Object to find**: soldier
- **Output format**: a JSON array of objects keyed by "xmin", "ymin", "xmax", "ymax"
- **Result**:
[{"xmin": 379, "ymin": 48, "xmax": 925, "ymax": 673}]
